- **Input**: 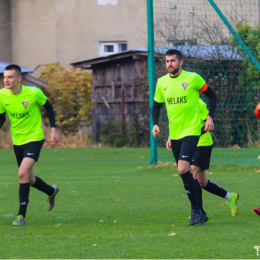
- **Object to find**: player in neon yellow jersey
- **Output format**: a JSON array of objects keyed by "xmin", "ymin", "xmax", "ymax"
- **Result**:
[
  {"xmin": 166, "ymin": 99, "xmax": 239, "ymax": 221},
  {"xmin": 0, "ymin": 64, "xmax": 59, "ymax": 226},
  {"xmin": 152, "ymin": 49, "xmax": 217, "ymax": 226}
]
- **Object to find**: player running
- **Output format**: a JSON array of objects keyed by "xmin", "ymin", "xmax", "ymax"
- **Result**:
[
  {"xmin": 0, "ymin": 64, "xmax": 59, "ymax": 226},
  {"xmin": 166, "ymin": 99, "xmax": 239, "ymax": 220},
  {"xmin": 152, "ymin": 49, "xmax": 217, "ymax": 225}
]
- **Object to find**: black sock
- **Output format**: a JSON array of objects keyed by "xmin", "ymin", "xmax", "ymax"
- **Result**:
[
  {"xmin": 203, "ymin": 179, "xmax": 227, "ymax": 198},
  {"xmin": 195, "ymin": 179, "xmax": 206, "ymax": 214},
  {"xmin": 32, "ymin": 176, "xmax": 54, "ymax": 196},
  {"xmin": 18, "ymin": 183, "xmax": 30, "ymax": 218},
  {"xmin": 180, "ymin": 171, "xmax": 200, "ymax": 211}
]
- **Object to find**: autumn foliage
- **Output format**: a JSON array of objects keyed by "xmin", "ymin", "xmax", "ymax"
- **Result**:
[{"xmin": 40, "ymin": 63, "xmax": 92, "ymax": 135}]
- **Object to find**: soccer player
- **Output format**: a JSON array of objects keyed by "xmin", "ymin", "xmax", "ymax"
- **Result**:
[
  {"xmin": 152, "ymin": 49, "xmax": 217, "ymax": 225},
  {"xmin": 0, "ymin": 64, "xmax": 59, "ymax": 226},
  {"xmin": 166, "ymin": 99, "xmax": 239, "ymax": 220},
  {"xmin": 254, "ymin": 102, "xmax": 260, "ymax": 215}
]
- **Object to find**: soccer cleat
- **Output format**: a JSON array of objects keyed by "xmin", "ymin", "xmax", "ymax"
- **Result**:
[
  {"xmin": 46, "ymin": 185, "xmax": 59, "ymax": 211},
  {"xmin": 254, "ymin": 207, "xmax": 260, "ymax": 216},
  {"xmin": 197, "ymin": 212, "xmax": 208, "ymax": 226},
  {"xmin": 189, "ymin": 210, "xmax": 201, "ymax": 225},
  {"xmin": 12, "ymin": 215, "xmax": 25, "ymax": 226},
  {"xmin": 226, "ymin": 192, "xmax": 239, "ymax": 216}
]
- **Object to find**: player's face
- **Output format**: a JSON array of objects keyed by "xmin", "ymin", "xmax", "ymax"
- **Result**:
[
  {"xmin": 3, "ymin": 70, "xmax": 22, "ymax": 89},
  {"xmin": 165, "ymin": 55, "xmax": 183, "ymax": 75}
]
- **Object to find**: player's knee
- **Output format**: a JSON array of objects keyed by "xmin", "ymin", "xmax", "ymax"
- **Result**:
[
  {"xmin": 18, "ymin": 170, "xmax": 28, "ymax": 181},
  {"xmin": 178, "ymin": 166, "xmax": 189, "ymax": 175}
]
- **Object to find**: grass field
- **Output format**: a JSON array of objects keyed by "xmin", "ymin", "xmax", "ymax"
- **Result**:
[{"xmin": 1, "ymin": 147, "xmax": 260, "ymax": 259}]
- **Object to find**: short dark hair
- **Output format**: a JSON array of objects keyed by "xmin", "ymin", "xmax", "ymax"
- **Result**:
[
  {"xmin": 4, "ymin": 64, "xmax": 22, "ymax": 77},
  {"xmin": 165, "ymin": 49, "xmax": 183, "ymax": 61}
]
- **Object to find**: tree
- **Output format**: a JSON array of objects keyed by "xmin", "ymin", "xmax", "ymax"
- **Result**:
[
  {"xmin": 230, "ymin": 22, "xmax": 260, "ymax": 89},
  {"xmin": 40, "ymin": 63, "xmax": 92, "ymax": 135}
]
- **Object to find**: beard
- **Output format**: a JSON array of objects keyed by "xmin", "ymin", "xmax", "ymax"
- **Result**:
[
  {"xmin": 169, "ymin": 67, "xmax": 180, "ymax": 75},
  {"xmin": 167, "ymin": 66, "xmax": 180, "ymax": 75}
]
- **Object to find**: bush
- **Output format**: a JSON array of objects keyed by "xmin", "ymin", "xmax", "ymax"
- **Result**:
[
  {"xmin": 100, "ymin": 120, "xmax": 125, "ymax": 147},
  {"xmin": 100, "ymin": 118, "xmax": 142, "ymax": 147},
  {"xmin": 40, "ymin": 63, "xmax": 92, "ymax": 135}
]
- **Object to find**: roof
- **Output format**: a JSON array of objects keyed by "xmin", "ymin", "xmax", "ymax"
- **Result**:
[
  {"xmin": 0, "ymin": 61, "xmax": 34, "ymax": 73},
  {"xmin": 70, "ymin": 45, "xmax": 242, "ymax": 68},
  {"xmin": 70, "ymin": 49, "xmax": 150, "ymax": 68}
]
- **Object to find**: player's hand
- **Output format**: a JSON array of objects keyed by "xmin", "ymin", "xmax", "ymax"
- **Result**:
[
  {"xmin": 204, "ymin": 115, "xmax": 214, "ymax": 132},
  {"xmin": 166, "ymin": 136, "xmax": 171, "ymax": 151},
  {"xmin": 50, "ymin": 128, "xmax": 59, "ymax": 146},
  {"xmin": 152, "ymin": 125, "xmax": 160, "ymax": 138}
]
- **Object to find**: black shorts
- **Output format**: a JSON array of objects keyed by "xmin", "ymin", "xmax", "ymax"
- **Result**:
[
  {"xmin": 191, "ymin": 145, "xmax": 213, "ymax": 170},
  {"xmin": 171, "ymin": 136, "xmax": 200, "ymax": 164},
  {"xmin": 13, "ymin": 139, "xmax": 44, "ymax": 167}
]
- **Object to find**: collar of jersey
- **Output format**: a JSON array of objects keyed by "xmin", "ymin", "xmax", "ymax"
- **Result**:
[
  {"xmin": 8, "ymin": 84, "xmax": 24, "ymax": 96},
  {"xmin": 168, "ymin": 69, "xmax": 185, "ymax": 79}
]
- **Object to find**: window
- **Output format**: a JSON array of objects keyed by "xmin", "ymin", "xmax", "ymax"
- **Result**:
[
  {"xmin": 104, "ymin": 45, "xmax": 114, "ymax": 53},
  {"xmin": 99, "ymin": 42, "xmax": 127, "ymax": 56},
  {"xmin": 119, "ymin": 43, "xmax": 127, "ymax": 52}
]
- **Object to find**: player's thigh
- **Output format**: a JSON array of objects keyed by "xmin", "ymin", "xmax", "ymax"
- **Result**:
[
  {"xmin": 171, "ymin": 139, "xmax": 182, "ymax": 164},
  {"xmin": 19, "ymin": 157, "xmax": 35, "ymax": 175},
  {"xmin": 13, "ymin": 144, "xmax": 25, "ymax": 167},
  {"xmin": 23, "ymin": 139, "xmax": 44, "ymax": 162},
  {"xmin": 179, "ymin": 136, "xmax": 200, "ymax": 163},
  {"xmin": 192, "ymin": 145, "xmax": 213, "ymax": 171},
  {"xmin": 191, "ymin": 165, "xmax": 202, "ymax": 179}
]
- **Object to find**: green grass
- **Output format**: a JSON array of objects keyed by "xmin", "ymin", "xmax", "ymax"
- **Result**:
[
  {"xmin": 158, "ymin": 147, "xmax": 260, "ymax": 162},
  {"xmin": 1, "ymin": 147, "xmax": 260, "ymax": 258}
]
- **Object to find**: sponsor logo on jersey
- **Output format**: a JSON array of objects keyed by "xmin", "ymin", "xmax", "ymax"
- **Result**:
[
  {"xmin": 167, "ymin": 96, "xmax": 187, "ymax": 105},
  {"xmin": 22, "ymin": 101, "xmax": 29, "ymax": 109},
  {"xmin": 10, "ymin": 112, "xmax": 29, "ymax": 119},
  {"xmin": 181, "ymin": 83, "xmax": 189, "ymax": 91},
  {"xmin": 5, "ymin": 103, "xmax": 11, "ymax": 106}
]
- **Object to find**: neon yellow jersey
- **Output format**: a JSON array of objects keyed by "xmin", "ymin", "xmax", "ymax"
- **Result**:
[
  {"xmin": 0, "ymin": 85, "xmax": 47, "ymax": 145},
  {"xmin": 154, "ymin": 70, "xmax": 206, "ymax": 140},
  {"xmin": 198, "ymin": 99, "xmax": 213, "ymax": 147}
]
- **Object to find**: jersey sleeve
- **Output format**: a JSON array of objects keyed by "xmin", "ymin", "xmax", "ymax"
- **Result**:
[
  {"xmin": 154, "ymin": 78, "xmax": 164, "ymax": 103},
  {"xmin": 35, "ymin": 87, "xmax": 48, "ymax": 106},
  {"xmin": 255, "ymin": 102, "xmax": 260, "ymax": 118},
  {"xmin": 193, "ymin": 73, "xmax": 206, "ymax": 91}
]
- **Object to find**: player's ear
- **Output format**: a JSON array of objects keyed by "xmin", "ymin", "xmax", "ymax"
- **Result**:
[
  {"xmin": 17, "ymin": 76, "xmax": 22, "ymax": 82},
  {"xmin": 180, "ymin": 59, "xmax": 184, "ymax": 66}
]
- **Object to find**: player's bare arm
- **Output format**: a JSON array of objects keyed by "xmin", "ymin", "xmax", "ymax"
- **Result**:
[
  {"xmin": 204, "ymin": 115, "xmax": 214, "ymax": 132},
  {"xmin": 152, "ymin": 125, "xmax": 160, "ymax": 138},
  {"xmin": 166, "ymin": 135, "xmax": 171, "ymax": 151},
  {"xmin": 51, "ymin": 128, "xmax": 59, "ymax": 146}
]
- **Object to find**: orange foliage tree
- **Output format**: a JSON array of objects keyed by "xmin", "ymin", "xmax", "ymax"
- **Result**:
[{"xmin": 40, "ymin": 63, "xmax": 92, "ymax": 135}]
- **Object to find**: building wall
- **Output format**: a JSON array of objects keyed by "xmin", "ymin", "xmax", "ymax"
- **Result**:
[
  {"xmin": 3, "ymin": 0, "xmax": 259, "ymax": 69},
  {"xmin": 0, "ymin": 0, "xmax": 12, "ymax": 63},
  {"xmin": 9, "ymin": 0, "xmax": 147, "ymax": 68}
]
